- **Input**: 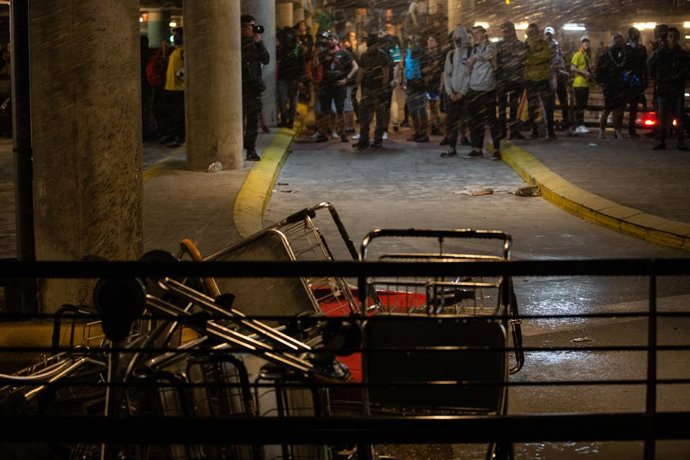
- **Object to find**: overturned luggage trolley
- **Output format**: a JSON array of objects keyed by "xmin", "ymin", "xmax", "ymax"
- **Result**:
[{"xmin": 0, "ymin": 204, "xmax": 525, "ymax": 460}]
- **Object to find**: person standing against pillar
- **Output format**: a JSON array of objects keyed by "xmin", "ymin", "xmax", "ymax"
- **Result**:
[
  {"xmin": 241, "ymin": 15, "xmax": 270, "ymax": 161},
  {"xmin": 164, "ymin": 27, "xmax": 185, "ymax": 147}
]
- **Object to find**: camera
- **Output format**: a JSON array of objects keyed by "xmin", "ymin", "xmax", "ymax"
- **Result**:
[{"xmin": 253, "ymin": 24, "xmax": 265, "ymax": 34}]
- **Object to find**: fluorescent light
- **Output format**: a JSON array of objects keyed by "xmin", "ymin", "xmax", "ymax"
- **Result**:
[
  {"xmin": 514, "ymin": 22, "xmax": 529, "ymax": 30},
  {"xmin": 684, "ymin": 21, "xmax": 690, "ymax": 28},
  {"xmin": 474, "ymin": 22, "xmax": 490, "ymax": 29},
  {"xmin": 563, "ymin": 23, "xmax": 586, "ymax": 31},
  {"xmin": 490, "ymin": 37, "xmax": 500, "ymax": 43},
  {"xmin": 632, "ymin": 22, "xmax": 656, "ymax": 31},
  {"xmin": 169, "ymin": 21, "xmax": 177, "ymax": 28}
]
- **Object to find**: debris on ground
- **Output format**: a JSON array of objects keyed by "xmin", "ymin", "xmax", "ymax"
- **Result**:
[
  {"xmin": 206, "ymin": 161, "xmax": 223, "ymax": 172},
  {"xmin": 513, "ymin": 185, "xmax": 541, "ymax": 197},
  {"xmin": 455, "ymin": 186, "xmax": 494, "ymax": 196},
  {"xmin": 571, "ymin": 337, "xmax": 594, "ymax": 343}
]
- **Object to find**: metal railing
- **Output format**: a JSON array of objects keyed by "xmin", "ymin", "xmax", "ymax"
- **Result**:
[{"xmin": 0, "ymin": 258, "xmax": 688, "ymax": 460}]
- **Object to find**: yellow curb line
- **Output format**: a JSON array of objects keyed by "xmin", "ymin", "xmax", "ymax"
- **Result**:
[
  {"xmin": 233, "ymin": 113, "xmax": 305, "ymax": 239},
  {"xmin": 233, "ymin": 130, "xmax": 294, "ymax": 238},
  {"xmin": 143, "ymin": 147, "xmax": 185, "ymax": 181},
  {"xmin": 501, "ymin": 141, "xmax": 690, "ymax": 251}
]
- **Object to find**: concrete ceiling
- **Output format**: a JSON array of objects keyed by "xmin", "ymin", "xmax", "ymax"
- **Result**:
[{"xmin": 140, "ymin": 1, "xmax": 182, "ymax": 10}]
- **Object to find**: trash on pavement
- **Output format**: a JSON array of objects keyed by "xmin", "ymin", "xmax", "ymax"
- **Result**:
[
  {"xmin": 514, "ymin": 185, "xmax": 541, "ymax": 197},
  {"xmin": 206, "ymin": 161, "xmax": 223, "ymax": 172}
]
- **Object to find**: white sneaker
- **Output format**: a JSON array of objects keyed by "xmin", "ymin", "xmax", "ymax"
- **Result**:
[
  {"xmin": 331, "ymin": 130, "xmax": 339, "ymax": 139},
  {"xmin": 576, "ymin": 125, "xmax": 589, "ymax": 134},
  {"xmin": 310, "ymin": 131, "xmax": 322, "ymax": 140},
  {"xmin": 383, "ymin": 131, "xmax": 389, "ymax": 140},
  {"xmin": 351, "ymin": 133, "xmax": 360, "ymax": 140}
]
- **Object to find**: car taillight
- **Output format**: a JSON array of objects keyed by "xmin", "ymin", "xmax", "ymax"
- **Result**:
[{"xmin": 639, "ymin": 112, "xmax": 657, "ymax": 127}]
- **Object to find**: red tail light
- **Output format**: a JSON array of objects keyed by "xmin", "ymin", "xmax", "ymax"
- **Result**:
[{"xmin": 639, "ymin": 112, "xmax": 657, "ymax": 127}]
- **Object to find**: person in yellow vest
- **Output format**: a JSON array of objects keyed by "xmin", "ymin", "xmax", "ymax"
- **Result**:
[
  {"xmin": 164, "ymin": 27, "xmax": 185, "ymax": 147},
  {"xmin": 523, "ymin": 23, "xmax": 556, "ymax": 139},
  {"xmin": 570, "ymin": 36, "xmax": 593, "ymax": 134}
]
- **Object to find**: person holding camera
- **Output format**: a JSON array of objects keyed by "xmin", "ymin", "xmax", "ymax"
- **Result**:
[{"xmin": 241, "ymin": 15, "xmax": 269, "ymax": 161}]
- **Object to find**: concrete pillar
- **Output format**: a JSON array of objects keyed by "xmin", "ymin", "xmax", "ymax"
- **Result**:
[
  {"xmin": 457, "ymin": 0, "xmax": 476, "ymax": 27},
  {"xmin": 242, "ymin": 0, "xmax": 277, "ymax": 127},
  {"xmin": 428, "ymin": 0, "xmax": 444, "ymax": 16},
  {"xmin": 277, "ymin": 2, "xmax": 294, "ymax": 29},
  {"xmin": 448, "ymin": 0, "xmax": 459, "ymax": 32},
  {"xmin": 29, "ymin": 0, "xmax": 142, "ymax": 311},
  {"xmin": 184, "ymin": 0, "xmax": 243, "ymax": 171},
  {"xmin": 146, "ymin": 9, "xmax": 171, "ymax": 48},
  {"xmin": 294, "ymin": 7, "xmax": 305, "ymax": 24}
]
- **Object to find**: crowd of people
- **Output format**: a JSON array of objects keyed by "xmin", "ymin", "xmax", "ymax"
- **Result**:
[
  {"xmin": 138, "ymin": 6, "xmax": 689, "ymax": 162},
  {"xmin": 273, "ymin": 13, "xmax": 688, "ymax": 158}
]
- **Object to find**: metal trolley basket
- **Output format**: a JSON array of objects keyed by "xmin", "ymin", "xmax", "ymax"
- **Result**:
[{"xmin": 358, "ymin": 228, "xmax": 525, "ymax": 460}]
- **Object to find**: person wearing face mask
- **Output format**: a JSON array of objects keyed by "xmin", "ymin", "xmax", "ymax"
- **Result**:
[
  {"xmin": 496, "ymin": 21, "xmax": 526, "ymax": 140},
  {"xmin": 623, "ymin": 27, "xmax": 648, "ymax": 138},
  {"xmin": 465, "ymin": 25, "xmax": 501, "ymax": 160},
  {"xmin": 648, "ymin": 27, "xmax": 689, "ymax": 151},
  {"xmin": 523, "ymin": 23, "xmax": 556, "ymax": 140},
  {"xmin": 595, "ymin": 32, "xmax": 627, "ymax": 139},
  {"xmin": 402, "ymin": 34, "xmax": 433, "ymax": 143},
  {"xmin": 353, "ymin": 32, "xmax": 391, "ymax": 151},
  {"xmin": 316, "ymin": 32, "xmax": 359, "ymax": 143},
  {"xmin": 440, "ymin": 26, "xmax": 472, "ymax": 157}
]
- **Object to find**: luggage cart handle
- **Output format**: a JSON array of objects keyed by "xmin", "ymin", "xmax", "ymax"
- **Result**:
[{"xmin": 360, "ymin": 228, "xmax": 512, "ymax": 261}]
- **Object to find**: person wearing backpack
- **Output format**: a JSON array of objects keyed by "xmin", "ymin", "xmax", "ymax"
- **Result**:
[
  {"xmin": 353, "ymin": 32, "xmax": 391, "ymax": 151},
  {"xmin": 403, "ymin": 34, "xmax": 433, "ymax": 143},
  {"xmin": 440, "ymin": 26, "xmax": 471, "ymax": 157},
  {"xmin": 466, "ymin": 25, "xmax": 501, "ymax": 160}
]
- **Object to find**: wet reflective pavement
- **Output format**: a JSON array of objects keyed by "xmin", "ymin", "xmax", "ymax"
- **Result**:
[{"xmin": 266, "ymin": 128, "xmax": 690, "ymax": 459}]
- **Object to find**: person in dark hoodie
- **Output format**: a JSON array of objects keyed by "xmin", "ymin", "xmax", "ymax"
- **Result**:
[
  {"xmin": 623, "ymin": 27, "xmax": 648, "ymax": 138},
  {"xmin": 353, "ymin": 32, "xmax": 391, "ymax": 150},
  {"xmin": 402, "ymin": 34, "xmax": 433, "ymax": 143},
  {"xmin": 648, "ymin": 26, "xmax": 688, "ymax": 150},
  {"xmin": 595, "ymin": 32, "xmax": 627, "ymax": 140},
  {"xmin": 496, "ymin": 21, "xmax": 526, "ymax": 140}
]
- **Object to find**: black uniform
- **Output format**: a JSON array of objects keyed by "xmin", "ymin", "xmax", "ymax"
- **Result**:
[
  {"xmin": 241, "ymin": 36, "xmax": 270, "ymax": 155},
  {"xmin": 356, "ymin": 44, "xmax": 391, "ymax": 148}
]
